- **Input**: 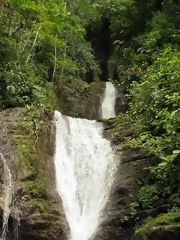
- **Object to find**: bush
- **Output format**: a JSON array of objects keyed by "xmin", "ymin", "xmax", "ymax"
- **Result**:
[
  {"xmin": 0, "ymin": 62, "xmax": 43, "ymax": 108},
  {"xmin": 150, "ymin": 151, "xmax": 179, "ymax": 196},
  {"xmin": 129, "ymin": 47, "xmax": 180, "ymax": 154},
  {"xmin": 139, "ymin": 185, "xmax": 159, "ymax": 209}
]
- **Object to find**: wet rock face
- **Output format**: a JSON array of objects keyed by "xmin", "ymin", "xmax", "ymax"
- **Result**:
[
  {"xmin": 94, "ymin": 120, "xmax": 180, "ymax": 240},
  {"xmin": 57, "ymin": 81, "xmax": 106, "ymax": 120},
  {"xmin": 17, "ymin": 116, "xmax": 68, "ymax": 240},
  {"xmin": 0, "ymin": 108, "xmax": 68, "ymax": 240},
  {"xmin": 0, "ymin": 108, "xmax": 23, "ymax": 239},
  {"xmin": 94, "ymin": 148, "xmax": 157, "ymax": 240},
  {"xmin": 93, "ymin": 122, "xmax": 159, "ymax": 240}
]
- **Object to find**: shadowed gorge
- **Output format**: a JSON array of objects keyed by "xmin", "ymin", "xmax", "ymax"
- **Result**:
[{"xmin": 86, "ymin": 17, "xmax": 112, "ymax": 81}]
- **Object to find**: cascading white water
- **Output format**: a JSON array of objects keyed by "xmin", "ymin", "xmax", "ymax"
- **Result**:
[
  {"xmin": 0, "ymin": 153, "xmax": 13, "ymax": 240},
  {"xmin": 54, "ymin": 111, "xmax": 117, "ymax": 240},
  {"xmin": 101, "ymin": 82, "xmax": 117, "ymax": 119}
]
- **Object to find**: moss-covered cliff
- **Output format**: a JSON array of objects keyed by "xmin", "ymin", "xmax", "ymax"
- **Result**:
[{"xmin": 0, "ymin": 108, "xmax": 68, "ymax": 240}]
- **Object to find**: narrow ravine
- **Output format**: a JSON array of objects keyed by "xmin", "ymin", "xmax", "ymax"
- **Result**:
[{"xmin": 54, "ymin": 82, "xmax": 118, "ymax": 240}]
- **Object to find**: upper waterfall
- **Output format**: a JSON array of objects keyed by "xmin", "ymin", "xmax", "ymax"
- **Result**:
[
  {"xmin": 100, "ymin": 82, "xmax": 117, "ymax": 119},
  {"xmin": 54, "ymin": 111, "xmax": 117, "ymax": 240}
]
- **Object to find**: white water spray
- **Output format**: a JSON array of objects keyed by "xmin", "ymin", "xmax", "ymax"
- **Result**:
[
  {"xmin": 101, "ymin": 82, "xmax": 117, "ymax": 119},
  {"xmin": 54, "ymin": 111, "xmax": 117, "ymax": 240},
  {"xmin": 0, "ymin": 153, "xmax": 13, "ymax": 240}
]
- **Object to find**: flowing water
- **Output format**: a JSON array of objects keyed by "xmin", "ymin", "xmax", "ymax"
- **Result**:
[
  {"xmin": 0, "ymin": 153, "xmax": 13, "ymax": 240},
  {"xmin": 13, "ymin": 207, "xmax": 20, "ymax": 240},
  {"xmin": 101, "ymin": 82, "xmax": 117, "ymax": 119},
  {"xmin": 54, "ymin": 113, "xmax": 117, "ymax": 240},
  {"xmin": 54, "ymin": 82, "xmax": 118, "ymax": 240}
]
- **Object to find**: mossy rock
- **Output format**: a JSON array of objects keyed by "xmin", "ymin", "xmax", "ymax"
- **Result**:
[
  {"xmin": 132, "ymin": 211, "xmax": 180, "ymax": 240},
  {"xmin": 24, "ymin": 181, "xmax": 48, "ymax": 199},
  {"xmin": 57, "ymin": 79, "xmax": 105, "ymax": 119},
  {"xmin": 14, "ymin": 109, "xmax": 56, "ymax": 215}
]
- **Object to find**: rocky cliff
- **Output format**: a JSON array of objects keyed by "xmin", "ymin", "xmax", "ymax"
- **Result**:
[
  {"xmin": 94, "ymin": 118, "xmax": 180, "ymax": 240},
  {"xmin": 0, "ymin": 82, "xmax": 179, "ymax": 240},
  {"xmin": 0, "ymin": 108, "xmax": 68, "ymax": 240},
  {"xmin": 0, "ymin": 80, "xmax": 106, "ymax": 240}
]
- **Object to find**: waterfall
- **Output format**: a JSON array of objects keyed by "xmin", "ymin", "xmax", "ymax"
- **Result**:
[
  {"xmin": 0, "ymin": 153, "xmax": 13, "ymax": 240},
  {"xmin": 54, "ymin": 111, "xmax": 118, "ymax": 240},
  {"xmin": 14, "ymin": 207, "xmax": 20, "ymax": 240},
  {"xmin": 101, "ymin": 82, "xmax": 117, "ymax": 119}
]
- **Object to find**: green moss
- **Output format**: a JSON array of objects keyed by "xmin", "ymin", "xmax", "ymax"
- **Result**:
[
  {"xmin": 107, "ymin": 114, "xmax": 133, "ymax": 131},
  {"xmin": 132, "ymin": 210, "xmax": 180, "ymax": 240},
  {"xmin": 24, "ymin": 181, "xmax": 48, "ymax": 199},
  {"xmin": 124, "ymin": 133, "xmax": 164, "ymax": 155},
  {"xmin": 89, "ymin": 81, "xmax": 105, "ymax": 93},
  {"xmin": 140, "ymin": 211, "xmax": 180, "ymax": 229},
  {"xmin": 71, "ymin": 78, "xmax": 90, "ymax": 93},
  {"xmin": 108, "ymin": 115, "xmax": 164, "ymax": 155},
  {"xmin": 104, "ymin": 114, "xmax": 136, "ymax": 143},
  {"xmin": 31, "ymin": 198, "xmax": 58, "ymax": 215},
  {"xmin": 14, "ymin": 113, "xmax": 37, "ymax": 180},
  {"xmin": 14, "ymin": 108, "xmax": 56, "ymax": 216}
]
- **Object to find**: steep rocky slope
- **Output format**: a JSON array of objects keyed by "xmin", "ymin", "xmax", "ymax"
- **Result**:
[
  {"xmin": 0, "ymin": 108, "xmax": 68, "ymax": 240},
  {"xmin": 93, "ymin": 120, "xmax": 157, "ymax": 240},
  {"xmin": 94, "ymin": 119, "xmax": 180, "ymax": 240},
  {"xmin": 0, "ymin": 80, "xmax": 106, "ymax": 240}
]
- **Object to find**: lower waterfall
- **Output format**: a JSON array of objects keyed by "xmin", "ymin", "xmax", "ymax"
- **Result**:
[{"xmin": 54, "ymin": 111, "xmax": 117, "ymax": 240}]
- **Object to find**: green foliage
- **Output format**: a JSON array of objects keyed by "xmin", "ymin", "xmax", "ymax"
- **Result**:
[
  {"xmin": 124, "ymin": 132, "xmax": 163, "ymax": 155},
  {"xmin": 137, "ymin": 11, "xmax": 178, "ymax": 50},
  {"xmin": 108, "ymin": 1, "xmax": 180, "ymax": 207},
  {"xmin": 120, "ymin": 215, "xmax": 129, "ymax": 223},
  {"xmin": 119, "ymin": 194, "xmax": 139, "ymax": 223},
  {"xmin": 0, "ymin": 0, "xmax": 98, "ymax": 109},
  {"xmin": 0, "ymin": 62, "xmax": 41, "ymax": 107},
  {"xmin": 139, "ymin": 185, "xmax": 159, "ymax": 209},
  {"xmin": 130, "ymin": 201, "xmax": 139, "ymax": 217},
  {"xmin": 105, "ymin": 0, "xmax": 138, "ymax": 35},
  {"xmin": 129, "ymin": 47, "xmax": 180, "ymax": 154},
  {"xmin": 150, "ymin": 151, "xmax": 179, "ymax": 196},
  {"xmin": 0, "ymin": 0, "xmax": 178, "ymax": 235}
]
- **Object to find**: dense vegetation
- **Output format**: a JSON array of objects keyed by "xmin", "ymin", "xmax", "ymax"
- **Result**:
[
  {"xmin": 1, "ymin": 0, "xmax": 178, "ymax": 152},
  {"xmin": 0, "ymin": 0, "xmax": 98, "ymax": 110},
  {"xmin": 0, "ymin": 0, "xmax": 179, "ymax": 236},
  {"xmin": 96, "ymin": 0, "xmax": 180, "ymax": 232}
]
